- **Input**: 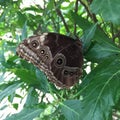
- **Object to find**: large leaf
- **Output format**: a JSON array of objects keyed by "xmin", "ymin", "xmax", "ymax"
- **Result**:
[
  {"xmin": 80, "ymin": 58, "xmax": 120, "ymax": 120},
  {"xmin": 82, "ymin": 23, "xmax": 97, "ymax": 52},
  {"xmin": 90, "ymin": 0, "xmax": 120, "ymax": 24},
  {"xmin": 61, "ymin": 58, "xmax": 120, "ymax": 120},
  {"xmin": 61, "ymin": 100, "xmax": 82, "ymax": 120},
  {"xmin": 6, "ymin": 108, "xmax": 43, "ymax": 120},
  {"xmin": 85, "ymin": 42, "xmax": 120, "ymax": 62},
  {"xmin": 70, "ymin": 12, "xmax": 120, "ymax": 61}
]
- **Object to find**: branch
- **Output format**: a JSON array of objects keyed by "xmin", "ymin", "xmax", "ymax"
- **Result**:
[
  {"xmin": 111, "ymin": 23, "xmax": 115, "ymax": 42},
  {"xmin": 113, "ymin": 30, "xmax": 120, "ymax": 41},
  {"xmin": 87, "ymin": 0, "xmax": 93, "ymax": 4},
  {"xmin": 51, "ymin": 16, "xmax": 57, "ymax": 31},
  {"xmin": 74, "ymin": 0, "xmax": 79, "ymax": 35},
  {"xmin": 110, "ymin": 23, "xmax": 120, "ymax": 45},
  {"xmin": 79, "ymin": 0, "xmax": 98, "ymax": 23},
  {"xmin": 54, "ymin": 1, "xmax": 70, "ymax": 33}
]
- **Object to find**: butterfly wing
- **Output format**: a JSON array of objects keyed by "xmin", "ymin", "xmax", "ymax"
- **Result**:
[{"xmin": 16, "ymin": 33, "xmax": 83, "ymax": 88}]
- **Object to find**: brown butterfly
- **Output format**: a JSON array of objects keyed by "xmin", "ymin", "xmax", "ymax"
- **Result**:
[{"xmin": 16, "ymin": 33, "xmax": 83, "ymax": 88}]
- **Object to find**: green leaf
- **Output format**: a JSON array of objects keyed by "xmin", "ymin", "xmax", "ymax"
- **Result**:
[
  {"xmin": 0, "ymin": 105, "xmax": 8, "ymax": 110},
  {"xmin": 21, "ymin": 21, "xmax": 28, "ymax": 40},
  {"xmin": 80, "ymin": 58, "xmax": 120, "ymax": 120},
  {"xmin": 24, "ymin": 87, "xmax": 39, "ymax": 108},
  {"xmin": 35, "ymin": 69, "xmax": 49, "ymax": 92},
  {"xmin": 85, "ymin": 42, "xmax": 120, "ymax": 62},
  {"xmin": 12, "ymin": 68, "xmax": 40, "ymax": 86},
  {"xmin": 8, "ymin": 91, "xmax": 16, "ymax": 103},
  {"xmin": 20, "ymin": 60, "xmax": 35, "ymax": 70},
  {"xmin": 1, "ymin": 1, "xmax": 120, "ymax": 119},
  {"xmin": 0, "ymin": 6, "xmax": 11, "ymax": 22},
  {"xmin": 82, "ymin": 23, "xmax": 97, "ymax": 52},
  {"xmin": 70, "ymin": 11, "xmax": 91, "ymax": 31},
  {"xmin": 47, "ymin": 0, "xmax": 54, "ymax": 10},
  {"xmin": 61, "ymin": 100, "xmax": 82, "ymax": 120},
  {"xmin": 0, "ymin": 0, "xmax": 11, "ymax": 6},
  {"xmin": 61, "ymin": 58, "xmax": 120, "ymax": 120},
  {"xmin": 90, "ymin": 0, "xmax": 120, "ymax": 24},
  {"xmin": 5, "ymin": 56, "xmax": 18, "ymax": 69},
  {"xmin": 70, "ymin": 12, "xmax": 112, "ymax": 43},
  {"xmin": 70, "ymin": 12, "xmax": 120, "ymax": 61},
  {"xmin": 0, "ymin": 72, "xmax": 6, "ymax": 82},
  {"xmin": 17, "ymin": 12, "xmax": 27, "ymax": 27},
  {"xmin": 12, "ymin": 103, "xmax": 18, "ymax": 110},
  {"xmin": 0, "ymin": 82, "xmax": 22, "ymax": 101},
  {"xmin": 6, "ymin": 108, "xmax": 43, "ymax": 120},
  {"xmin": 23, "ymin": 6, "xmax": 43, "ymax": 13}
]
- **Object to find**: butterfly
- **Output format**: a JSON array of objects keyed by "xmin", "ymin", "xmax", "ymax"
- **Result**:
[{"xmin": 16, "ymin": 33, "xmax": 83, "ymax": 88}]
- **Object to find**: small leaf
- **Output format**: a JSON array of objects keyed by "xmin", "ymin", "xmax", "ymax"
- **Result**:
[
  {"xmin": 12, "ymin": 103, "xmax": 18, "ymax": 110},
  {"xmin": 0, "ymin": 72, "xmax": 6, "ymax": 83},
  {"xmin": 0, "ymin": 6, "xmax": 11, "ymax": 22},
  {"xmin": 47, "ymin": 0, "xmax": 54, "ymax": 10},
  {"xmin": 21, "ymin": 21, "xmax": 28, "ymax": 40},
  {"xmin": 24, "ymin": 87, "xmax": 39, "ymax": 108},
  {"xmin": 0, "ymin": 82, "xmax": 22, "ymax": 101},
  {"xmin": 12, "ymin": 68, "xmax": 39, "ymax": 85},
  {"xmin": 35, "ymin": 69, "xmax": 49, "ymax": 92},
  {"xmin": 17, "ymin": 11, "xmax": 27, "ymax": 27}
]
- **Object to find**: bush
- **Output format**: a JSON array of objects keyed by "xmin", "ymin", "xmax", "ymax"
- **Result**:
[{"xmin": 0, "ymin": 0, "xmax": 120, "ymax": 120}]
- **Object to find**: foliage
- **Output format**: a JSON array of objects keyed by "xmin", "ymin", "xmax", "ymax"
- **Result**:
[{"xmin": 0, "ymin": 0, "xmax": 120, "ymax": 120}]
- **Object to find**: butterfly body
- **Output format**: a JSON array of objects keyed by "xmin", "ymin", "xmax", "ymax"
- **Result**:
[{"xmin": 16, "ymin": 33, "xmax": 83, "ymax": 88}]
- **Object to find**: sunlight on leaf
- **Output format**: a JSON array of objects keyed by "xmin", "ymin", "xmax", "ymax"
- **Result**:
[{"xmin": 0, "ymin": 82, "xmax": 23, "ymax": 101}]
